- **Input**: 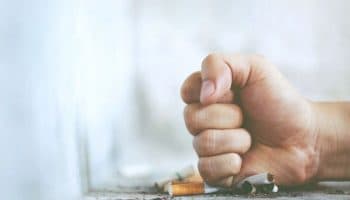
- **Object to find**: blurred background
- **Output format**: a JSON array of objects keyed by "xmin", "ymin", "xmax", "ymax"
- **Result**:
[{"xmin": 1, "ymin": 0, "xmax": 350, "ymax": 199}]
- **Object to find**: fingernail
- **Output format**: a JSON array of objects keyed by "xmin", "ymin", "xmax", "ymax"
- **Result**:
[{"xmin": 200, "ymin": 80, "xmax": 215, "ymax": 102}]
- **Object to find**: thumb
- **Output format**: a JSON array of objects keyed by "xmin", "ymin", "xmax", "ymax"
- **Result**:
[
  {"xmin": 200, "ymin": 53, "xmax": 267, "ymax": 105},
  {"xmin": 200, "ymin": 54, "xmax": 232, "ymax": 105}
]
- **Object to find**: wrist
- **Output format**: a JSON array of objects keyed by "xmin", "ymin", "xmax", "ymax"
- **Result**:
[
  {"xmin": 311, "ymin": 101, "xmax": 350, "ymax": 181},
  {"xmin": 310, "ymin": 101, "xmax": 332, "ymax": 181}
]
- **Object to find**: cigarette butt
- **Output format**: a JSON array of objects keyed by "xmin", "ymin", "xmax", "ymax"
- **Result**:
[
  {"xmin": 168, "ymin": 182, "xmax": 203, "ymax": 196},
  {"xmin": 241, "ymin": 181, "xmax": 256, "ymax": 194},
  {"xmin": 155, "ymin": 165, "xmax": 196, "ymax": 190},
  {"xmin": 261, "ymin": 183, "xmax": 276, "ymax": 193},
  {"xmin": 240, "ymin": 182, "xmax": 278, "ymax": 194},
  {"xmin": 163, "ymin": 174, "xmax": 203, "ymax": 193},
  {"xmin": 236, "ymin": 173, "xmax": 278, "ymax": 194},
  {"xmin": 237, "ymin": 172, "xmax": 274, "ymax": 187},
  {"xmin": 272, "ymin": 184, "xmax": 279, "ymax": 192},
  {"xmin": 167, "ymin": 182, "xmax": 219, "ymax": 196}
]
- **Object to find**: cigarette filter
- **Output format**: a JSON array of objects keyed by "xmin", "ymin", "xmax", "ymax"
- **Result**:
[
  {"xmin": 167, "ymin": 182, "xmax": 219, "ymax": 196},
  {"xmin": 155, "ymin": 165, "xmax": 195, "ymax": 190}
]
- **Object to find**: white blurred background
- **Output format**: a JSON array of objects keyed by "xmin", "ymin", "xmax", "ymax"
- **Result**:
[{"xmin": 1, "ymin": 0, "xmax": 350, "ymax": 199}]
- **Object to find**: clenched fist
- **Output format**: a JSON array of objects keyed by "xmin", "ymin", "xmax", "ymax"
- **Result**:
[{"xmin": 181, "ymin": 53, "xmax": 334, "ymax": 187}]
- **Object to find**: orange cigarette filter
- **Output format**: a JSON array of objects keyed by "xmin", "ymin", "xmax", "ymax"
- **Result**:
[{"xmin": 169, "ymin": 181, "xmax": 204, "ymax": 196}]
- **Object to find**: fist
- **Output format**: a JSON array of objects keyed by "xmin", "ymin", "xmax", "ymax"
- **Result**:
[{"xmin": 181, "ymin": 53, "xmax": 320, "ymax": 187}]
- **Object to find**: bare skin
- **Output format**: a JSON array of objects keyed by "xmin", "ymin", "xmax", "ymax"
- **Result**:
[{"xmin": 181, "ymin": 53, "xmax": 350, "ymax": 187}]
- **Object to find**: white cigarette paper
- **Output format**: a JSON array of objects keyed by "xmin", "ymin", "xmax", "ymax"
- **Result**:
[
  {"xmin": 203, "ymin": 183, "xmax": 220, "ymax": 194},
  {"xmin": 237, "ymin": 172, "xmax": 274, "ymax": 187},
  {"xmin": 236, "ymin": 172, "xmax": 278, "ymax": 194},
  {"xmin": 272, "ymin": 184, "xmax": 279, "ymax": 192}
]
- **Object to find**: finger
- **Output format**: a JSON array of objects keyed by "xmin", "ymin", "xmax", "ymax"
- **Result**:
[
  {"xmin": 193, "ymin": 128, "xmax": 251, "ymax": 157},
  {"xmin": 181, "ymin": 71, "xmax": 202, "ymax": 104},
  {"xmin": 184, "ymin": 103, "xmax": 243, "ymax": 135},
  {"xmin": 198, "ymin": 153, "xmax": 241, "ymax": 184},
  {"xmin": 181, "ymin": 71, "xmax": 234, "ymax": 104},
  {"xmin": 200, "ymin": 53, "xmax": 233, "ymax": 105},
  {"xmin": 200, "ymin": 53, "xmax": 271, "ymax": 105}
]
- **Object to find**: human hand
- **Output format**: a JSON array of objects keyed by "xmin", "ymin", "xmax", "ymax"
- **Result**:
[{"xmin": 181, "ymin": 53, "xmax": 321, "ymax": 187}]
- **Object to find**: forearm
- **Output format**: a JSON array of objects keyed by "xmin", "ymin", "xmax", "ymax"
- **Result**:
[{"xmin": 312, "ymin": 102, "xmax": 350, "ymax": 181}]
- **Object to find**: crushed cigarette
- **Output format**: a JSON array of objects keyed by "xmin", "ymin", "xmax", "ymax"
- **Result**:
[
  {"xmin": 237, "ymin": 172, "xmax": 274, "ymax": 185},
  {"xmin": 154, "ymin": 165, "xmax": 195, "ymax": 191},
  {"xmin": 240, "ymin": 181, "xmax": 257, "ymax": 194},
  {"xmin": 236, "ymin": 173, "xmax": 278, "ymax": 194}
]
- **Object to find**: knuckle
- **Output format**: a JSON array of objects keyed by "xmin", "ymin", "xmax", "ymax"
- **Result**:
[
  {"xmin": 240, "ymin": 129, "xmax": 252, "ymax": 153},
  {"xmin": 180, "ymin": 72, "xmax": 200, "ymax": 103},
  {"xmin": 183, "ymin": 104, "xmax": 199, "ymax": 134},
  {"xmin": 180, "ymin": 83, "xmax": 191, "ymax": 102},
  {"xmin": 194, "ymin": 130, "xmax": 216, "ymax": 156}
]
